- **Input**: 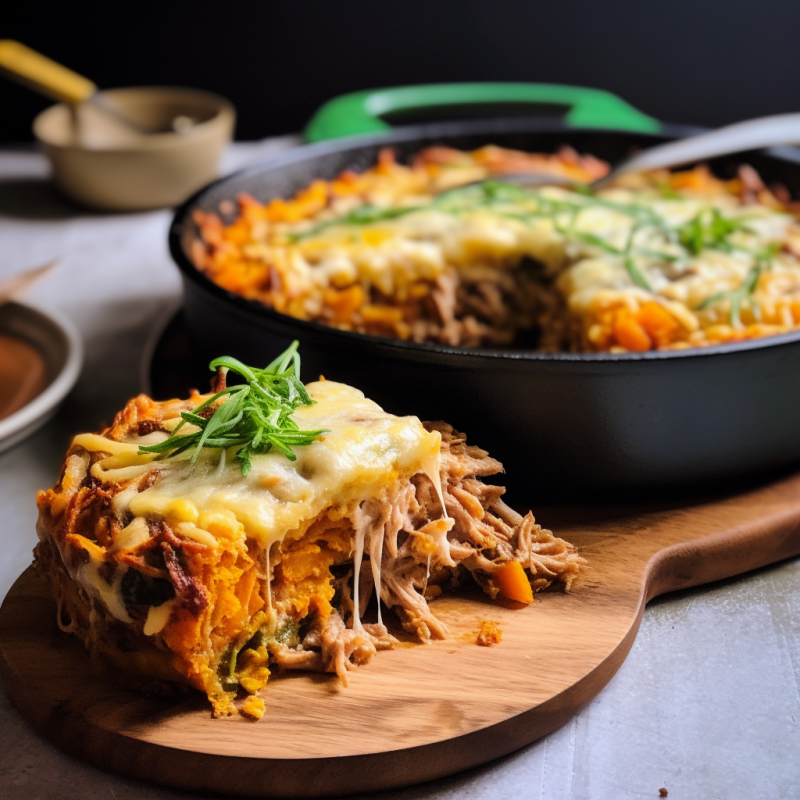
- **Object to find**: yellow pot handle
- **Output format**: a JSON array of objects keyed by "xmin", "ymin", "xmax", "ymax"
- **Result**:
[{"xmin": 0, "ymin": 40, "xmax": 96, "ymax": 105}]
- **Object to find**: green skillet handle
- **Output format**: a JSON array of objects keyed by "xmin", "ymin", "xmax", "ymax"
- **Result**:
[{"xmin": 304, "ymin": 83, "xmax": 660, "ymax": 143}]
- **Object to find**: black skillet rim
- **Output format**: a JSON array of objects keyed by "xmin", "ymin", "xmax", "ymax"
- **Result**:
[{"xmin": 169, "ymin": 118, "xmax": 800, "ymax": 364}]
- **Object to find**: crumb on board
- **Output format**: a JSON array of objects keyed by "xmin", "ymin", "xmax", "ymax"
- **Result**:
[
  {"xmin": 241, "ymin": 695, "xmax": 266, "ymax": 720},
  {"xmin": 476, "ymin": 620, "xmax": 502, "ymax": 647},
  {"xmin": 659, "ymin": 789, "xmax": 668, "ymax": 797}
]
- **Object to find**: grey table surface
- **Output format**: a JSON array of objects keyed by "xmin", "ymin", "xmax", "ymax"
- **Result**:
[{"xmin": 0, "ymin": 143, "xmax": 799, "ymax": 800}]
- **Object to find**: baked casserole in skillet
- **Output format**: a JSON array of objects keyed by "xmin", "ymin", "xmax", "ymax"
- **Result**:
[{"xmin": 191, "ymin": 145, "xmax": 800, "ymax": 353}]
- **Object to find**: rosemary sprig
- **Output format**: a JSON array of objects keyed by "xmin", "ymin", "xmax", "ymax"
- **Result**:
[{"xmin": 138, "ymin": 342, "xmax": 328, "ymax": 476}]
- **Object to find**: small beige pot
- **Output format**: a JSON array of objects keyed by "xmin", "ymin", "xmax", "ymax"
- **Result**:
[{"xmin": 33, "ymin": 87, "xmax": 235, "ymax": 211}]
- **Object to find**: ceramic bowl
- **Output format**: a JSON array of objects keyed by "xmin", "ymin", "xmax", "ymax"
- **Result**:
[{"xmin": 33, "ymin": 87, "xmax": 235, "ymax": 211}]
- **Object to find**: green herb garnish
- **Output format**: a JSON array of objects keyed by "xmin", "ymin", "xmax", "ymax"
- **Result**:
[
  {"xmin": 624, "ymin": 256, "xmax": 653, "ymax": 291},
  {"xmin": 287, "ymin": 178, "xmax": 782, "ymax": 303},
  {"xmin": 677, "ymin": 208, "xmax": 754, "ymax": 255},
  {"xmin": 697, "ymin": 267, "xmax": 761, "ymax": 327},
  {"xmin": 138, "ymin": 341, "xmax": 328, "ymax": 476},
  {"xmin": 291, "ymin": 204, "xmax": 425, "ymax": 241},
  {"xmin": 658, "ymin": 184, "xmax": 684, "ymax": 201},
  {"xmin": 696, "ymin": 247, "xmax": 776, "ymax": 326}
]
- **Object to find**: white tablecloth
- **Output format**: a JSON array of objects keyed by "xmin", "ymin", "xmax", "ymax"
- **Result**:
[{"xmin": 1, "ymin": 142, "xmax": 798, "ymax": 800}]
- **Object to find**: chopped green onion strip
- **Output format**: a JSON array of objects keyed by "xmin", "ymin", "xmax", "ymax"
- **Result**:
[
  {"xmin": 284, "ymin": 178, "xmax": 784, "ymax": 310},
  {"xmin": 138, "ymin": 341, "xmax": 329, "ymax": 475}
]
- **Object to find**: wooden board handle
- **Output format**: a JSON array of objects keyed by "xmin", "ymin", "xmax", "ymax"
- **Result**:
[{"xmin": 645, "ymin": 502, "xmax": 800, "ymax": 602}]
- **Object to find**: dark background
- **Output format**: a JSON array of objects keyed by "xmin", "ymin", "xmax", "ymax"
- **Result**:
[{"xmin": 3, "ymin": 0, "xmax": 799, "ymax": 143}]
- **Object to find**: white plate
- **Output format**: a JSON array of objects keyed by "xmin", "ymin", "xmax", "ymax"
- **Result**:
[{"xmin": 0, "ymin": 302, "xmax": 83, "ymax": 453}]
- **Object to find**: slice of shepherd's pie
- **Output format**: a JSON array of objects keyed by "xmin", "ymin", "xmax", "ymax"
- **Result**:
[{"xmin": 34, "ymin": 343, "xmax": 585, "ymax": 718}]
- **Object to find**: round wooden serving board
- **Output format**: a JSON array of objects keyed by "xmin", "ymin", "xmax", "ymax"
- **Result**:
[{"xmin": 3, "ymin": 470, "xmax": 800, "ymax": 797}]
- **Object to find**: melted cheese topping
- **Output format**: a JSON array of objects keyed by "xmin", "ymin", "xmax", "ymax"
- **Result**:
[
  {"xmin": 290, "ymin": 186, "xmax": 796, "ymax": 313},
  {"xmin": 81, "ymin": 381, "xmax": 443, "ymax": 548},
  {"xmin": 144, "ymin": 599, "xmax": 177, "ymax": 635},
  {"xmin": 67, "ymin": 381, "xmax": 444, "ymax": 628},
  {"xmin": 203, "ymin": 167, "xmax": 800, "ymax": 350},
  {"xmin": 82, "ymin": 559, "xmax": 132, "ymax": 623}
]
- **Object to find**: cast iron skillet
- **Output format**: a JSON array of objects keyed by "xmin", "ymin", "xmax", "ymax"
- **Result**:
[{"xmin": 169, "ymin": 114, "xmax": 800, "ymax": 499}]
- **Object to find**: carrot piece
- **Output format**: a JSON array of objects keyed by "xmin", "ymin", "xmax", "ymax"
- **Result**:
[
  {"xmin": 241, "ymin": 695, "xmax": 265, "ymax": 720},
  {"xmin": 374, "ymin": 147, "xmax": 399, "ymax": 175},
  {"xmin": 378, "ymin": 147, "xmax": 397, "ymax": 166},
  {"xmin": 668, "ymin": 165, "xmax": 722, "ymax": 194},
  {"xmin": 293, "ymin": 180, "xmax": 329, "ymax": 217},
  {"xmin": 360, "ymin": 305, "xmax": 404, "ymax": 325},
  {"xmin": 636, "ymin": 301, "xmax": 679, "ymax": 347},
  {"xmin": 221, "ymin": 218, "xmax": 253, "ymax": 246},
  {"xmin": 495, "ymin": 561, "xmax": 533, "ymax": 604},
  {"xmin": 613, "ymin": 311, "xmax": 652, "ymax": 352},
  {"xmin": 331, "ymin": 170, "xmax": 362, "ymax": 196},
  {"xmin": 324, "ymin": 285, "xmax": 364, "ymax": 323},
  {"xmin": 265, "ymin": 198, "xmax": 292, "ymax": 222}
]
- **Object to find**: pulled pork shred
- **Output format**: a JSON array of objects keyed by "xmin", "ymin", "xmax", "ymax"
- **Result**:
[{"xmin": 268, "ymin": 422, "xmax": 585, "ymax": 684}]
